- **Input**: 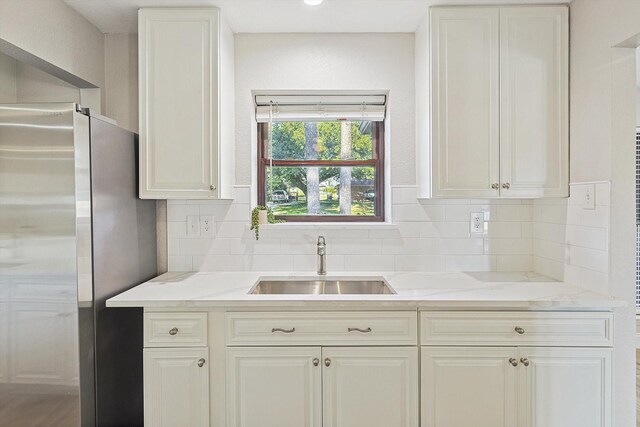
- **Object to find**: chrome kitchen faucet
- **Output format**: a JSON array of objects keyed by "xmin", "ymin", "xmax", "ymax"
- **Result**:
[{"xmin": 317, "ymin": 235, "xmax": 327, "ymax": 275}]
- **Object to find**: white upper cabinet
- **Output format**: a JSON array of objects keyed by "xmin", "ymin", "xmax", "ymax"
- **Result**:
[
  {"xmin": 138, "ymin": 8, "xmax": 234, "ymax": 199},
  {"xmin": 430, "ymin": 8, "xmax": 500, "ymax": 198},
  {"xmin": 500, "ymin": 7, "xmax": 569, "ymax": 198},
  {"xmin": 426, "ymin": 6, "xmax": 568, "ymax": 198}
]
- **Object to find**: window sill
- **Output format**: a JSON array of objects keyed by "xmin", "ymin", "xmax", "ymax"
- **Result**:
[{"xmin": 244, "ymin": 222, "xmax": 399, "ymax": 230}]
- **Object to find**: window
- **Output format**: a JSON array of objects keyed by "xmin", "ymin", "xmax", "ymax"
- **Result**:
[{"xmin": 257, "ymin": 119, "xmax": 385, "ymax": 222}]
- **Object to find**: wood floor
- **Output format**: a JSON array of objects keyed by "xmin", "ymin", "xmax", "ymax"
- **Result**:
[{"xmin": 0, "ymin": 392, "xmax": 79, "ymax": 427}]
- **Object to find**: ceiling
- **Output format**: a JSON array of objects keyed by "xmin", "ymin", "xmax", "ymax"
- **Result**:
[{"xmin": 63, "ymin": 0, "xmax": 569, "ymax": 34}]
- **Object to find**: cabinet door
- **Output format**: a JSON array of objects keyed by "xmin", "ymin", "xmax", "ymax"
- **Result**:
[
  {"xmin": 138, "ymin": 9, "xmax": 219, "ymax": 199},
  {"xmin": 499, "ymin": 7, "xmax": 568, "ymax": 198},
  {"xmin": 143, "ymin": 347, "xmax": 209, "ymax": 427},
  {"xmin": 227, "ymin": 347, "xmax": 322, "ymax": 427},
  {"xmin": 323, "ymin": 347, "xmax": 418, "ymax": 427},
  {"xmin": 518, "ymin": 347, "xmax": 612, "ymax": 427},
  {"xmin": 421, "ymin": 347, "xmax": 518, "ymax": 427},
  {"xmin": 430, "ymin": 8, "xmax": 500, "ymax": 198}
]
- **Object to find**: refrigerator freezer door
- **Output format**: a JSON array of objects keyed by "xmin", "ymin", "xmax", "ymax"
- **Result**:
[{"xmin": 0, "ymin": 103, "xmax": 82, "ymax": 426}]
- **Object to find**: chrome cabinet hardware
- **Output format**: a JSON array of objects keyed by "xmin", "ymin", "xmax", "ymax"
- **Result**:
[
  {"xmin": 491, "ymin": 183, "xmax": 500, "ymax": 190},
  {"xmin": 168, "ymin": 327, "xmax": 179, "ymax": 335},
  {"xmin": 210, "ymin": 184, "xmax": 216, "ymax": 191},
  {"xmin": 271, "ymin": 327, "xmax": 295, "ymax": 334},
  {"xmin": 348, "ymin": 327, "xmax": 372, "ymax": 333},
  {"xmin": 502, "ymin": 183, "xmax": 511, "ymax": 189},
  {"xmin": 313, "ymin": 358, "xmax": 320, "ymax": 367},
  {"xmin": 514, "ymin": 326, "xmax": 525, "ymax": 335},
  {"xmin": 508, "ymin": 358, "xmax": 518, "ymax": 367},
  {"xmin": 520, "ymin": 357, "xmax": 530, "ymax": 367},
  {"xmin": 324, "ymin": 358, "xmax": 331, "ymax": 367},
  {"xmin": 197, "ymin": 358, "xmax": 206, "ymax": 367}
]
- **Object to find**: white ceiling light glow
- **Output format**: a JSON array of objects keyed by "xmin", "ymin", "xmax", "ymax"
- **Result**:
[{"xmin": 304, "ymin": 0, "xmax": 324, "ymax": 5}]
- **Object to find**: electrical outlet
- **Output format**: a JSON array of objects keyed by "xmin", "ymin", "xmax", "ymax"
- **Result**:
[
  {"xmin": 583, "ymin": 184, "xmax": 596, "ymax": 210},
  {"xmin": 201, "ymin": 215, "xmax": 215, "ymax": 237},
  {"xmin": 469, "ymin": 212, "xmax": 486, "ymax": 235},
  {"xmin": 187, "ymin": 215, "xmax": 200, "ymax": 237}
]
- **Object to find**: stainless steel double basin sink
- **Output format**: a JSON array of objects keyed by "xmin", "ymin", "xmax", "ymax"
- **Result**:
[{"xmin": 248, "ymin": 277, "xmax": 395, "ymax": 295}]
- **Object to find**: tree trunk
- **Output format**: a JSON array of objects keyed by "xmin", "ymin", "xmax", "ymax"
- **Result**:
[
  {"xmin": 339, "ymin": 121, "xmax": 352, "ymax": 215},
  {"xmin": 305, "ymin": 122, "xmax": 320, "ymax": 215}
]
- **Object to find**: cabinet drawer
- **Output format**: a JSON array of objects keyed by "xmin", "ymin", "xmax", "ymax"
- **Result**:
[
  {"xmin": 226, "ymin": 312, "xmax": 417, "ymax": 346},
  {"xmin": 144, "ymin": 312, "xmax": 208, "ymax": 347},
  {"xmin": 420, "ymin": 312, "xmax": 613, "ymax": 347}
]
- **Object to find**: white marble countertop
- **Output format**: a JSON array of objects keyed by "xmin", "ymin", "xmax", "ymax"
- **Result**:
[{"xmin": 106, "ymin": 271, "xmax": 623, "ymax": 310}]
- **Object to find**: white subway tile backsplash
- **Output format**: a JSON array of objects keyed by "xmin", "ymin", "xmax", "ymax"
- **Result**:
[
  {"xmin": 244, "ymin": 255, "xmax": 294, "ymax": 271},
  {"xmin": 293, "ymin": 255, "xmax": 345, "ymax": 272},
  {"xmin": 168, "ymin": 255, "xmax": 192, "ymax": 271},
  {"xmin": 532, "ymin": 181, "xmax": 610, "ymax": 292},
  {"xmin": 446, "ymin": 255, "xmax": 496, "ymax": 272},
  {"xmin": 497, "ymin": 255, "xmax": 533, "ymax": 272},
  {"xmin": 496, "ymin": 205, "xmax": 533, "ymax": 222},
  {"xmin": 164, "ymin": 183, "xmax": 611, "ymax": 282},
  {"xmin": 483, "ymin": 239, "xmax": 532, "ymax": 255},
  {"xmin": 395, "ymin": 255, "xmax": 446, "ymax": 272},
  {"xmin": 343, "ymin": 255, "xmax": 395, "ymax": 271}
]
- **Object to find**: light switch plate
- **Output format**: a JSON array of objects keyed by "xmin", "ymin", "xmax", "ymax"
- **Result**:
[
  {"xmin": 201, "ymin": 215, "xmax": 215, "ymax": 237},
  {"xmin": 583, "ymin": 184, "xmax": 596, "ymax": 210},
  {"xmin": 187, "ymin": 215, "xmax": 200, "ymax": 236}
]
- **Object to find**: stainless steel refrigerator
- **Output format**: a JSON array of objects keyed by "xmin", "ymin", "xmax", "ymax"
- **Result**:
[{"xmin": 0, "ymin": 103, "xmax": 157, "ymax": 426}]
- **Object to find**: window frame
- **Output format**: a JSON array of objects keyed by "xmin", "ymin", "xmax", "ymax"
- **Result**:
[{"xmin": 257, "ymin": 121, "xmax": 385, "ymax": 222}]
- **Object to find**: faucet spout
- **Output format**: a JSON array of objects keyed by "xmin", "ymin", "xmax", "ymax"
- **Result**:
[{"xmin": 317, "ymin": 235, "xmax": 326, "ymax": 275}]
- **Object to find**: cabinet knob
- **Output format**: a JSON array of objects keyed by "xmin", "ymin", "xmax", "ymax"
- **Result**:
[
  {"xmin": 514, "ymin": 326, "xmax": 525, "ymax": 335},
  {"xmin": 210, "ymin": 184, "xmax": 216, "ymax": 191},
  {"xmin": 324, "ymin": 358, "xmax": 331, "ymax": 367},
  {"xmin": 313, "ymin": 358, "xmax": 320, "ymax": 367},
  {"xmin": 169, "ymin": 327, "xmax": 178, "ymax": 336},
  {"xmin": 502, "ymin": 183, "xmax": 511, "ymax": 189},
  {"xmin": 272, "ymin": 327, "xmax": 295, "ymax": 334},
  {"xmin": 491, "ymin": 183, "xmax": 500, "ymax": 190},
  {"xmin": 520, "ymin": 357, "xmax": 530, "ymax": 367},
  {"xmin": 197, "ymin": 358, "xmax": 206, "ymax": 368},
  {"xmin": 508, "ymin": 358, "xmax": 518, "ymax": 367}
]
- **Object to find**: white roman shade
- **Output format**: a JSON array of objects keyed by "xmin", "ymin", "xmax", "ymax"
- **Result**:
[{"xmin": 255, "ymin": 93, "xmax": 387, "ymax": 122}]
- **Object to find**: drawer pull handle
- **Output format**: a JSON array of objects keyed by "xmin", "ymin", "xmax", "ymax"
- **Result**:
[
  {"xmin": 272, "ymin": 327, "xmax": 295, "ymax": 334},
  {"xmin": 508, "ymin": 358, "xmax": 518, "ymax": 367},
  {"xmin": 169, "ymin": 327, "xmax": 179, "ymax": 335},
  {"xmin": 313, "ymin": 358, "xmax": 320, "ymax": 367},
  {"xmin": 197, "ymin": 358, "xmax": 206, "ymax": 368},
  {"xmin": 324, "ymin": 358, "xmax": 331, "ymax": 367},
  {"xmin": 520, "ymin": 357, "xmax": 530, "ymax": 367},
  {"xmin": 348, "ymin": 327, "xmax": 372, "ymax": 333},
  {"xmin": 514, "ymin": 326, "xmax": 525, "ymax": 335}
]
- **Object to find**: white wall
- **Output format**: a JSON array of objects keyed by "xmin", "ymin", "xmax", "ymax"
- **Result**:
[
  {"xmin": 104, "ymin": 34, "xmax": 138, "ymax": 132},
  {"xmin": 0, "ymin": 0, "xmax": 104, "ymax": 90},
  {"xmin": 234, "ymin": 33, "xmax": 416, "ymax": 187},
  {"xmin": 0, "ymin": 51, "xmax": 79, "ymax": 104},
  {"xmin": 567, "ymin": 1, "xmax": 640, "ymax": 425}
]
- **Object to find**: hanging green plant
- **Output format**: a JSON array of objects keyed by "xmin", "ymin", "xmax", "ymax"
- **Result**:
[{"xmin": 250, "ymin": 206, "xmax": 284, "ymax": 240}]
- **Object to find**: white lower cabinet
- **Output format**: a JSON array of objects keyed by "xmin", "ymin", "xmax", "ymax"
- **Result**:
[
  {"xmin": 143, "ymin": 347, "xmax": 209, "ymax": 427},
  {"xmin": 226, "ymin": 346, "xmax": 418, "ymax": 427},
  {"xmin": 227, "ymin": 347, "xmax": 322, "ymax": 427},
  {"xmin": 421, "ymin": 347, "xmax": 518, "ymax": 427},
  {"xmin": 421, "ymin": 346, "xmax": 612, "ymax": 427},
  {"xmin": 518, "ymin": 347, "xmax": 612, "ymax": 427},
  {"xmin": 323, "ymin": 347, "xmax": 418, "ymax": 427}
]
